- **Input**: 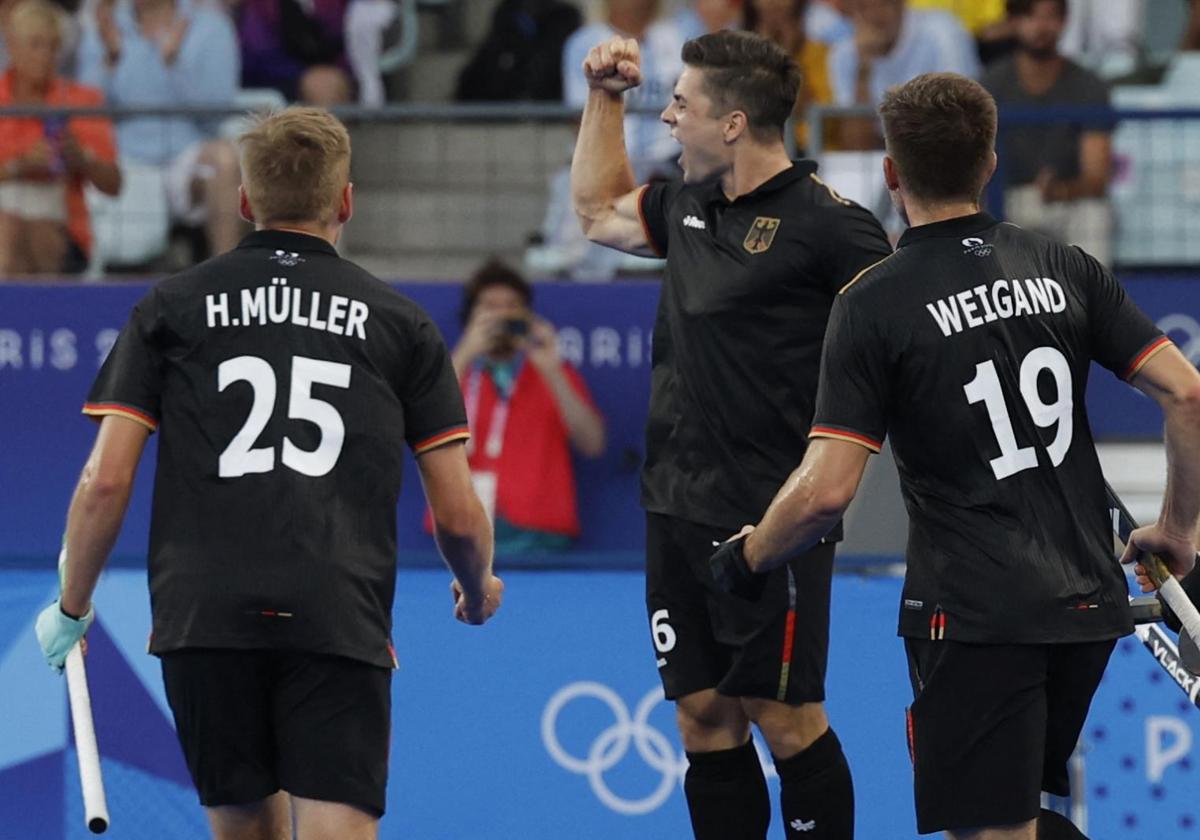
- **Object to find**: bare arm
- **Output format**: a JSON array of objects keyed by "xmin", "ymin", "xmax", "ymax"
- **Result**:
[
  {"xmin": 542, "ymin": 364, "xmax": 606, "ymax": 458},
  {"xmin": 82, "ymin": 156, "xmax": 122, "ymax": 196},
  {"xmin": 837, "ymin": 61, "xmax": 882, "ymax": 151},
  {"xmin": 570, "ymin": 36, "xmax": 657, "ymax": 256},
  {"xmin": 60, "ymin": 415, "xmax": 150, "ymax": 616},
  {"xmin": 417, "ymin": 441, "xmax": 502, "ymax": 624},
  {"xmin": 527, "ymin": 318, "xmax": 606, "ymax": 458},
  {"xmin": 1122, "ymin": 345, "xmax": 1200, "ymax": 576},
  {"xmin": 1185, "ymin": 0, "xmax": 1200, "ymax": 51},
  {"xmin": 450, "ymin": 310, "xmax": 501, "ymax": 380},
  {"xmin": 742, "ymin": 438, "xmax": 872, "ymax": 573},
  {"xmin": 1042, "ymin": 132, "xmax": 1111, "ymax": 201},
  {"xmin": 64, "ymin": 132, "xmax": 122, "ymax": 196}
]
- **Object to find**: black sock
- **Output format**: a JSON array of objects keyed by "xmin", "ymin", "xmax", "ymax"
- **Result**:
[
  {"xmin": 774, "ymin": 727, "xmax": 854, "ymax": 839},
  {"xmin": 684, "ymin": 738, "xmax": 770, "ymax": 840}
]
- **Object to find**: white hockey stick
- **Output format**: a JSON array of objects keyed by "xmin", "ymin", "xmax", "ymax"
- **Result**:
[{"xmin": 65, "ymin": 642, "xmax": 109, "ymax": 834}]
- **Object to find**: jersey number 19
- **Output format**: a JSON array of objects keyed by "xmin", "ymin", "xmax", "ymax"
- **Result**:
[{"xmin": 964, "ymin": 345, "xmax": 1073, "ymax": 481}]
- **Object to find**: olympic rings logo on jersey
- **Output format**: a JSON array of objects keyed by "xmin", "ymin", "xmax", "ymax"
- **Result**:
[
  {"xmin": 541, "ymin": 682, "xmax": 686, "ymax": 816},
  {"xmin": 1158, "ymin": 313, "xmax": 1200, "ymax": 366}
]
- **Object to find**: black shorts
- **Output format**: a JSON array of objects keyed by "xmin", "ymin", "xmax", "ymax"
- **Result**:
[
  {"xmin": 645, "ymin": 512, "xmax": 835, "ymax": 703},
  {"xmin": 904, "ymin": 638, "xmax": 1115, "ymax": 834},
  {"xmin": 161, "ymin": 649, "xmax": 392, "ymax": 816}
]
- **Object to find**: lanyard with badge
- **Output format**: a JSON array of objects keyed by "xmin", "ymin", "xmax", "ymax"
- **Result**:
[{"xmin": 463, "ymin": 363, "xmax": 515, "ymax": 521}]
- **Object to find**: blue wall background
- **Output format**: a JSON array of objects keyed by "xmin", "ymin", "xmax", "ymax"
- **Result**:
[
  {"xmin": 2, "ymin": 570, "xmax": 1198, "ymax": 839},
  {"xmin": 2, "ymin": 276, "xmax": 1198, "ymax": 567},
  {"xmin": 1, "ymin": 277, "xmax": 1199, "ymax": 838}
]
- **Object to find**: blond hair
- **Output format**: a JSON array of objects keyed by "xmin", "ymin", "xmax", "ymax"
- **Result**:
[
  {"xmin": 239, "ymin": 107, "xmax": 352, "ymax": 226},
  {"xmin": 8, "ymin": 0, "xmax": 63, "ymax": 43}
]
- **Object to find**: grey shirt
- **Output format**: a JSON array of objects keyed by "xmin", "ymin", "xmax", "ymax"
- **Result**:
[{"xmin": 982, "ymin": 56, "xmax": 1111, "ymax": 186}]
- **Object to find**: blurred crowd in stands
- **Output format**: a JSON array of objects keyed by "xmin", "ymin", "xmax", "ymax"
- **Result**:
[{"xmin": 0, "ymin": 0, "xmax": 1198, "ymax": 277}]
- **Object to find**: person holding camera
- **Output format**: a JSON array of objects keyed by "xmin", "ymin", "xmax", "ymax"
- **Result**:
[{"xmin": 448, "ymin": 259, "xmax": 607, "ymax": 553}]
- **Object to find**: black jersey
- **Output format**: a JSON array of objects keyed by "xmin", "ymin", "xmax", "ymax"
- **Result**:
[
  {"xmin": 84, "ymin": 230, "xmax": 469, "ymax": 668},
  {"xmin": 636, "ymin": 161, "xmax": 892, "ymax": 532},
  {"xmin": 811, "ymin": 213, "xmax": 1170, "ymax": 644}
]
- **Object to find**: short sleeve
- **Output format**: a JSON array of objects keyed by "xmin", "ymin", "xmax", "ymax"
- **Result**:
[
  {"xmin": 84, "ymin": 292, "xmax": 164, "ymax": 432},
  {"xmin": 1077, "ymin": 248, "xmax": 1169, "ymax": 380},
  {"xmin": 398, "ymin": 312, "xmax": 471, "ymax": 455},
  {"xmin": 814, "ymin": 195, "xmax": 893, "ymax": 295},
  {"xmin": 637, "ymin": 179, "xmax": 684, "ymax": 257},
  {"xmin": 1077, "ymin": 73, "xmax": 1114, "ymax": 133},
  {"xmin": 809, "ymin": 293, "xmax": 891, "ymax": 453}
]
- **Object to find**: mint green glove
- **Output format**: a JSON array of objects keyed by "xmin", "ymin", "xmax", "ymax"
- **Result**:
[{"xmin": 35, "ymin": 600, "xmax": 94, "ymax": 672}]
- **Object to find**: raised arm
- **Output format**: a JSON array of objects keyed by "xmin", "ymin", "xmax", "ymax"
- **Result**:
[{"xmin": 570, "ymin": 36, "xmax": 657, "ymax": 256}]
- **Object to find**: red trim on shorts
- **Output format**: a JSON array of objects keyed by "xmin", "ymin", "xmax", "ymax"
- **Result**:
[
  {"xmin": 906, "ymin": 707, "xmax": 916, "ymax": 765},
  {"xmin": 781, "ymin": 610, "xmax": 797, "ymax": 663},
  {"xmin": 775, "ymin": 609, "xmax": 797, "ymax": 700}
]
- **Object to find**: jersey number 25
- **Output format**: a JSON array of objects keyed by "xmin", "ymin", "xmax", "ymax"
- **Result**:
[{"xmin": 217, "ymin": 355, "xmax": 351, "ymax": 478}]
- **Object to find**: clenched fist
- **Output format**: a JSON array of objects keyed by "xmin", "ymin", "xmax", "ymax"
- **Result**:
[{"xmin": 582, "ymin": 36, "xmax": 642, "ymax": 94}]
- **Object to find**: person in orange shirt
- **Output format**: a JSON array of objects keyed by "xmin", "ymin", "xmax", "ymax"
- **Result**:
[
  {"xmin": 0, "ymin": 0, "xmax": 120, "ymax": 275},
  {"xmin": 744, "ymin": 0, "xmax": 833, "ymax": 153}
]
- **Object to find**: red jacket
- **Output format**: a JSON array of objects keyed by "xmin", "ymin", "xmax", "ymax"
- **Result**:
[{"xmin": 461, "ymin": 359, "xmax": 597, "ymax": 537}]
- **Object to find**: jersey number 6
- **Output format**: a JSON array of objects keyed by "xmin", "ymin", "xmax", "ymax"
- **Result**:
[
  {"xmin": 964, "ymin": 345, "xmax": 1073, "ymax": 481},
  {"xmin": 217, "ymin": 355, "xmax": 352, "ymax": 479}
]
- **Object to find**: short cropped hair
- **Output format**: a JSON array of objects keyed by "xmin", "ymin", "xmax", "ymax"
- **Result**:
[
  {"xmin": 459, "ymin": 259, "xmax": 533, "ymax": 325},
  {"xmin": 1006, "ymin": 0, "xmax": 1067, "ymax": 17},
  {"xmin": 879, "ymin": 73, "xmax": 997, "ymax": 204},
  {"xmin": 239, "ymin": 107, "xmax": 351, "ymax": 226},
  {"xmin": 681, "ymin": 31, "xmax": 801, "ymax": 142},
  {"xmin": 8, "ymin": 0, "xmax": 63, "ymax": 42}
]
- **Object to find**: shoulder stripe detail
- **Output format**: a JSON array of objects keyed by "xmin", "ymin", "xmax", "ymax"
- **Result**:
[
  {"xmin": 82, "ymin": 402, "xmax": 158, "ymax": 432},
  {"xmin": 413, "ymin": 426, "xmax": 471, "ymax": 455},
  {"xmin": 839, "ymin": 253, "xmax": 895, "ymax": 295},
  {"xmin": 809, "ymin": 426, "xmax": 882, "ymax": 453},
  {"xmin": 809, "ymin": 173, "xmax": 852, "ymax": 206},
  {"xmin": 635, "ymin": 184, "xmax": 666, "ymax": 258},
  {"xmin": 1123, "ymin": 336, "xmax": 1174, "ymax": 381}
]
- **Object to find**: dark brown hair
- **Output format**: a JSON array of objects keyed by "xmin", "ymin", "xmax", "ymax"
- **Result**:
[
  {"xmin": 1006, "ymin": 0, "xmax": 1067, "ymax": 17},
  {"xmin": 459, "ymin": 259, "xmax": 533, "ymax": 325},
  {"xmin": 681, "ymin": 30, "xmax": 801, "ymax": 142},
  {"xmin": 878, "ymin": 73, "xmax": 997, "ymax": 203}
]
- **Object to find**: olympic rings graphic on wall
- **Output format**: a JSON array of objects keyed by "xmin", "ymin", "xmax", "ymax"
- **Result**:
[{"xmin": 541, "ymin": 682, "xmax": 687, "ymax": 816}]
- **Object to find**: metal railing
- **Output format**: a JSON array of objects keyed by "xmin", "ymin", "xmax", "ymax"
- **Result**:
[
  {"xmin": 809, "ymin": 103, "xmax": 1200, "ymax": 269},
  {"xmin": 5, "ymin": 102, "xmax": 1200, "ymax": 275}
]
